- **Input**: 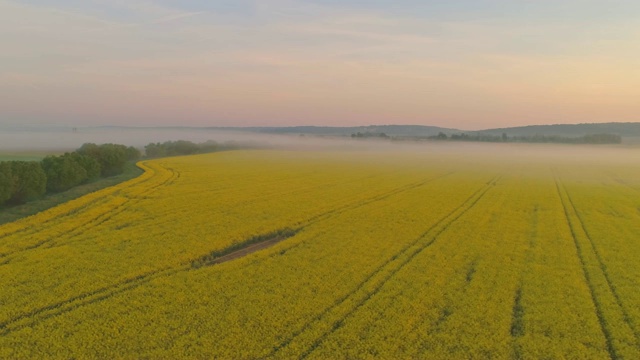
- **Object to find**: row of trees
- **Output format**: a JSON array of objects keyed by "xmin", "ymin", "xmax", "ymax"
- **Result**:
[
  {"xmin": 0, "ymin": 143, "xmax": 140, "ymax": 206},
  {"xmin": 350, "ymin": 132, "xmax": 390, "ymax": 139},
  {"xmin": 416, "ymin": 132, "xmax": 622, "ymax": 144},
  {"xmin": 144, "ymin": 140, "xmax": 220, "ymax": 158},
  {"xmin": 0, "ymin": 161, "xmax": 47, "ymax": 206},
  {"xmin": 2, "ymin": 139, "xmax": 257, "ymax": 207}
]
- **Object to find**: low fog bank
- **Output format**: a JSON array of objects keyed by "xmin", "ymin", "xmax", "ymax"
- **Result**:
[
  {"xmin": 0, "ymin": 126, "xmax": 400, "ymax": 155},
  {"xmin": 0, "ymin": 126, "xmax": 427, "ymax": 153},
  {"xmin": 0, "ymin": 127, "xmax": 331, "ymax": 152},
  {"xmin": 0, "ymin": 126, "xmax": 637, "ymax": 166}
]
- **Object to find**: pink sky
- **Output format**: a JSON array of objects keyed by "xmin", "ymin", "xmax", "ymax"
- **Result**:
[{"xmin": 1, "ymin": 1, "xmax": 639, "ymax": 130}]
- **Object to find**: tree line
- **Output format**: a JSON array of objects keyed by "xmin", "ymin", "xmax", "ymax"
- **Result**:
[
  {"xmin": 389, "ymin": 132, "xmax": 623, "ymax": 144},
  {"xmin": 350, "ymin": 132, "xmax": 390, "ymax": 139},
  {"xmin": 351, "ymin": 132, "xmax": 622, "ymax": 144},
  {"xmin": 144, "ymin": 140, "xmax": 219, "ymax": 158},
  {"xmin": 143, "ymin": 139, "xmax": 253, "ymax": 158},
  {"xmin": 0, "ymin": 139, "xmax": 251, "ymax": 207},
  {"xmin": 0, "ymin": 143, "xmax": 140, "ymax": 206}
]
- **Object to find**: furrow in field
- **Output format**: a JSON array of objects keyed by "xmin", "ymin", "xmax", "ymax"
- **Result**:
[
  {"xmin": 358, "ymin": 252, "xmax": 479, "ymax": 357},
  {"xmin": 555, "ymin": 177, "xmax": 640, "ymax": 360},
  {"xmin": 0, "ymin": 236, "xmax": 269, "ymax": 334},
  {"xmin": 0, "ymin": 172, "xmax": 453, "ymax": 333},
  {"xmin": 3, "ymin": 168, "xmax": 344, "ymax": 257},
  {"xmin": 269, "ymin": 176, "xmax": 501, "ymax": 359},
  {"xmin": 41, "ymin": 166, "xmax": 180, "ymax": 249},
  {"xmin": 298, "ymin": 173, "xmax": 608, "ymax": 359},
  {"xmin": 0, "ymin": 162, "xmax": 156, "ymax": 241},
  {"xmin": 561, "ymin": 181, "xmax": 640, "ymax": 346},
  {"xmin": 0, "ymin": 162, "xmax": 162, "ymax": 251},
  {"xmin": 0, "ymin": 266, "xmax": 183, "ymax": 336},
  {"xmin": 607, "ymin": 171, "xmax": 640, "ymax": 194},
  {"xmin": 1, "ymin": 227, "xmax": 302, "ymax": 334},
  {"xmin": 13, "ymin": 169, "xmax": 444, "ymax": 258},
  {"xmin": 509, "ymin": 204, "xmax": 538, "ymax": 360},
  {"xmin": 0, "ymin": 163, "xmax": 178, "ymax": 259},
  {"xmin": 120, "ymin": 170, "xmax": 452, "ymax": 239},
  {"xmin": 5, "ymin": 165, "xmax": 421, "ymax": 259},
  {"xmin": 302, "ymin": 172, "xmax": 455, "ymax": 227}
]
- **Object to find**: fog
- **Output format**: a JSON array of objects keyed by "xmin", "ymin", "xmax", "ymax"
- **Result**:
[
  {"xmin": 0, "ymin": 126, "xmax": 637, "ymax": 168},
  {"xmin": 0, "ymin": 127, "xmax": 276, "ymax": 151},
  {"xmin": 0, "ymin": 127, "xmax": 366, "ymax": 153}
]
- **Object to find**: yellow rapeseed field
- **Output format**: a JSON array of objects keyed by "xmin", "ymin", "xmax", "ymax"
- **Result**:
[{"xmin": 1, "ymin": 147, "xmax": 639, "ymax": 359}]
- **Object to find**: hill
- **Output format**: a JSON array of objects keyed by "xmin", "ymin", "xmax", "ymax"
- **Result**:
[
  {"xmin": 212, "ymin": 125, "xmax": 462, "ymax": 137},
  {"xmin": 477, "ymin": 122, "xmax": 640, "ymax": 138},
  {"xmin": 211, "ymin": 122, "xmax": 640, "ymax": 139}
]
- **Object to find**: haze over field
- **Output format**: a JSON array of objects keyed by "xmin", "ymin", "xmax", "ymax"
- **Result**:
[
  {"xmin": 0, "ymin": 127, "xmax": 273, "ymax": 151},
  {"xmin": 1, "ymin": 0, "xmax": 639, "ymax": 129},
  {"xmin": 3, "ymin": 3, "xmax": 640, "ymax": 358},
  {"xmin": 3, "ymin": 149, "xmax": 640, "ymax": 358}
]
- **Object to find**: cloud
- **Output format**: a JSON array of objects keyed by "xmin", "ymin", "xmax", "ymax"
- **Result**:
[{"xmin": 148, "ymin": 11, "xmax": 204, "ymax": 24}]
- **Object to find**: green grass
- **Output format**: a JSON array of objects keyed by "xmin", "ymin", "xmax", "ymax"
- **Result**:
[
  {"xmin": 0, "ymin": 162, "xmax": 143, "ymax": 226},
  {"xmin": 0, "ymin": 151, "xmax": 60, "ymax": 162}
]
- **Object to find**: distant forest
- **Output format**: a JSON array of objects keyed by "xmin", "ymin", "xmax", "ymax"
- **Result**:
[
  {"xmin": 427, "ymin": 132, "xmax": 621, "ymax": 144},
  {"xmin": 0, "ymin": 143, "xmax": 140, "ymax": 206},
  {"xmin": 218, "ymin": 122, "xmax": 640, "ymax": 139},
  {"xmin": 0, "ymin": 139, "xmax": 243, "ymax": 208},
  {"xmin": 352, "ymin": 132, "xmax": 622, "ymax": 144}
]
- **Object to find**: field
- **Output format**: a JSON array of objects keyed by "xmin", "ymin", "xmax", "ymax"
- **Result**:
[
  {"xmin": 0, "ymin": 151, "xmax": 55, "ymax": 162},
  {"xmin": 1, "ymin": 146, "xmax": 640, "ymax": 359},
  {"xmin": 0, "ymin": 162, "xmax": 143, "ymax": 226}
]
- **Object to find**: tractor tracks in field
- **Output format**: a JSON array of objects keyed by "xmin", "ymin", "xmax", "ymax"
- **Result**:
[
  {"xmin": 303, "ymin": 171, "xmax": 456, "ymax": 227},
  {"xmin": 0, "ymin": 163, "xmax": 180, "ymax": 262},
  {"xmin": 608, "ymin": 174, "xmax": 640, "ymax": 195},
  {"xmin": 0, "ymin": 168, "xmax": 440, "ymax": 263},
  {"xmin": 0, "ymin": 171, "xmax": 454, "ymax": 336},
  {"xmin": 0, "ymin": 166, "xmax": 185, "ymax": 333},
  {"xmin": 555, "ymin": 175, "xmax": 640, "ymax": 360},
  {"xmin": 0, "ymin": 162, "xmax": 154, "ymax": 241},
  {"xmin": 0, "ymin": 266, "xmax": 185, "ymax": 336},
  {"xmin": 267, "ymin": 175, "xmax": 501, "ymax": 359},
  {"xmin": 197, "ymin": 171, "xmax": 457, "ymax": 269},
  {"xmin": 44, "ymin": 166, "xmax": 181, "ymax": 250},
  {"xmin": 0, "ymin": 163, "xmax": 160, "ymax": 252},
  {"xmin": 0, "ymin": 228, "xmax": 298, "ymax": 336},
  {"xmin": 508, "ymin": 204, "xmax": 538, "ymax": 360}
]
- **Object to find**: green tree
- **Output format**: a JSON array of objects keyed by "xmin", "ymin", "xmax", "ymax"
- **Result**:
[
  {"xmin": 76, "ymin": 143, "xmax": 101, "ymax": 159},
  {"xmin": 170, "ymin": 140, "xmax": 199, "ymax": 155},
  {"xmin": 144, "ymin": 143, "xmax": 165, "ymax": 158},
  {"xmin": 70, "ymin": 153, "xmax": 101, "ymax": 180},
  {"xmin": 144, "ymin": 141, "xmax": 201, "ymax": 157},
  {"xmin": 98, "ymin": 143, "xmax": 128, "ymax": 176},
  {"xmin": 41, "ymin": 154, "xmax": 88, "ymax": 193},
  {"xmin": 199, "ymin": 140, "xmax": 218, "ymax": 153},
  {"xmin": 0, "ymin": 162, "xmax": 13, "ymax": 205},
  {"xmin": 126, "ymin": 146, "xmax": 141, "ymax": 161},
  {"xmin": 77, "ymin": 143, "xmax": 129, "ymax": 177},
  {"xmin": 9, "ymin": 161, "xmax": 47, "ymax": 204}
]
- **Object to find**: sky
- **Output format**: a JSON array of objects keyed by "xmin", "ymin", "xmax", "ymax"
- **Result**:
[{"xmin": 1, "ymin": 0, "xmax": 639, "ymax": 130}]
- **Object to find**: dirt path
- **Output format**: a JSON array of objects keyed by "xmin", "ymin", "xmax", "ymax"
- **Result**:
[{"xmin": 208, "ymin": 236, "xmax": 290, "ymax": 265}]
